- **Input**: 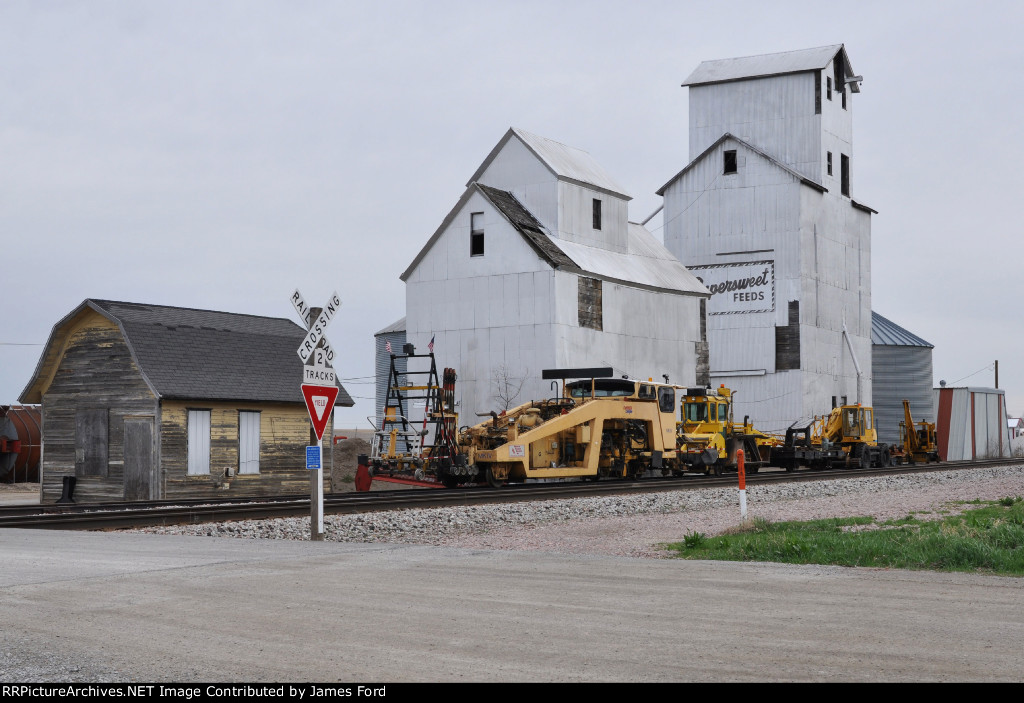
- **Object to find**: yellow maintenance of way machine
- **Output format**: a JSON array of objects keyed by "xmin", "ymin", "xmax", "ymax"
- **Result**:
[
  {"xmin": 676, "ymin": 385, "xmax": 780, "ymax": 474},
  {"xmin": 457, "ymin": 368, "xmax": 684, "ymax": 487},
  {"xmin": 773, "ymin": 402, "xmax": 892, "ymax": 470}
]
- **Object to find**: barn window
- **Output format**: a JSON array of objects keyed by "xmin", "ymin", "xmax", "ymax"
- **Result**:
[
  {"xmin": 841, "ymin": 87, "xmax": 847, "ymax": 110},
  {"xmin": 724, "ymin": 150, "xmax": 737, "ymax": 174},
  {"xmin": 187, "ymin": 409, "xmax": 211, "ymax": 475},
  {"xmin": 470, "ymin": 212, "xmax": 484, "ymax": 257},
  {"xmin": 592, "ymin": 199, "xmax": 602, "ymax": 230},
  {"xmin": 578, "ymin": 277, "xmax": 603, "ymax": 331},
  {"xmin": 238, "ymin": 411, "xmax": 261, "ymax": 475},
  {"xmin": 841, "ymin": 154, "xmax": 850, "ymax": 196},
  {"xmin": 827, "ymin": 76, "xmax": 833, "ymax": 99},
  {"xmin": 815, "ymin": 70, "xmax": 821, "ymax": 114},
  {"xmin": 827, "ymin": 152, "xmax": 833, "ymax": 176}
]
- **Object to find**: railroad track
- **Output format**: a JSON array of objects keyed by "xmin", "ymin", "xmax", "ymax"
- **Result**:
[{"xmin": 1, "ymin": 458, "xmax": 1020, "ymax": 531}]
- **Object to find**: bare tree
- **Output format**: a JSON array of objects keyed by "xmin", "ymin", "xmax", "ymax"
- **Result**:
[{"xmin": 492, "ymin": 364, "xmax": 528, "ymax": 412}]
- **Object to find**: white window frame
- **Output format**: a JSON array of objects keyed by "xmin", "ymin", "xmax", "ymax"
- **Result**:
[{"xmin": 187, "ymin": 409, "xmax": 211, "ymax": 476}]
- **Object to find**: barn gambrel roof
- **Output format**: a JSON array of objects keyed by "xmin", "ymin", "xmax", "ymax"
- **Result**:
[{"xmin": 20, "ymin": 299, "xmax": 355, "ymax": 406}]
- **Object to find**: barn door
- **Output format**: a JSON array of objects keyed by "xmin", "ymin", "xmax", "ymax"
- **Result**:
[{"xmin": 124, "ymin": 417, "xmax": 156, "ymax": 501}]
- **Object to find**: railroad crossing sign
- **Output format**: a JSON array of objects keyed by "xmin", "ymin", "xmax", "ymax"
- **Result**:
[{"xmin": 293, "ymin": 289, "xmax": 341, "ymax": 365}]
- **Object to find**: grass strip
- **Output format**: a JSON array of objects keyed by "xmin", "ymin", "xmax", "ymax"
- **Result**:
[{"xmin": 666, "ymin": 496, "xmax": 1024, "ymax": 576}]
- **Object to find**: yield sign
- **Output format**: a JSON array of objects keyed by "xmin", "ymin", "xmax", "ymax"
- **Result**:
[{"xmin": 301, "ymin": 384, "xmax": 340, "ymax": 442}]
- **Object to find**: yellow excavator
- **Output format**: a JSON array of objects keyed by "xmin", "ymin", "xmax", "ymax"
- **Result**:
[
  {"xmin": 676, "ymin": 385, "xmax": 778, "ymax": 474},
  {"xmin": 891, "ymin": 399, "xmax": 940, "ymax": 464}
]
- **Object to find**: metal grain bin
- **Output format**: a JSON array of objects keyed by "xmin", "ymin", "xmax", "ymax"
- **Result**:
[{"xmin": 871, "ymin": 312, "xmax": 934, "ymax": 446}]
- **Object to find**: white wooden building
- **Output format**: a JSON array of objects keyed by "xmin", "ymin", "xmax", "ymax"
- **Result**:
[
  {"xmin": 401, "ymin": 127, "xmax": 710, "ymax": 419},
  {"xmin": 659, "ymin": 45, "xmax": 875, "ymax": 432}
]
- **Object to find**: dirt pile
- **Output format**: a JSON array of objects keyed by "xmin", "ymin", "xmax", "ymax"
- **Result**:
[{"xmin": 330, "ymin": 438, "xmax": 371, "ymax": 492}]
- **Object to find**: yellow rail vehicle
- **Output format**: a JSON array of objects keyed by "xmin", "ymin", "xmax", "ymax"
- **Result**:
[
  {"xmin": 892, "ymin": 399, "xmax": 939, "ymax": 464},
  {"xmin": 677, "ymin": 385, "xmax": 778, "ymax": 474},
  {"xmin": 456, "ymin": 371, "xmax": 682, "ymax": 487},
  {"xmin": 773, "ymin": 403, "xmax": 891, "ymax": 470}
]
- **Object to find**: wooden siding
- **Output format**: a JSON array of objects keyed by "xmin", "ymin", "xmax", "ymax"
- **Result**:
[
  {"xmin": 160, "ymin": 399, "xmax": 331, "ymax": 499},
  {"xmin": 39, "ymin": 314, "xmax": 158, "ymax": 503}
]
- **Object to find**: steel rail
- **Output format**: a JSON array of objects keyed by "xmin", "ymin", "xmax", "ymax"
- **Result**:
[{"xmin": 1, "ymin": 458, "xmax": 1020, "ymax": 531}]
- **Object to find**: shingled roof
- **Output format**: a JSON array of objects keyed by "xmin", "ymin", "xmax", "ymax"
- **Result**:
[{"xmin": 20, "ymin": 299, "xmax": 354, "ymax": 406}]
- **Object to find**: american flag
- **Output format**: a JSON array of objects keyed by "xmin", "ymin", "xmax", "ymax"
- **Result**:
[
  {"xmin": 385, "ymin": 339, "xmax": 392, "ymax": 353},
  {"xmin": 428, "ymin": 335, "xmax": 435, "ymax": 353}
]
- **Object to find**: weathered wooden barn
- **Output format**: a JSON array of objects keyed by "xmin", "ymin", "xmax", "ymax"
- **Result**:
[
  {"xmin": 660, "ymin": 45, "xmax": 875, "ymax": 433},
  {"xmin": 19, "ymin": 299, "xmax": 354, "ymax": 503}
]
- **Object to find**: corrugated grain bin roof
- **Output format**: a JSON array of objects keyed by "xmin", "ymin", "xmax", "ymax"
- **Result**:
[
  {"xmin": 375, "ymin": 317, "xmax": 406, "ymax": 336},
  {"xmin": 871, "ymin": 311, "xmax": 934, "ymax": 347}
]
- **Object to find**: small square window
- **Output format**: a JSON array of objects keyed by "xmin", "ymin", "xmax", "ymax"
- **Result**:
[
  {"xmin": 592, "ymin": 199, "xmax": 602, "ymax": 230},
  {"xmin": 723, "ymin": 150, "xmax": 737, "ymax": 175},
  {"xmin": 470, "ymin": 212, "xmax": 484, "ymax": 257},
  {"xmin": 827, "ymin": 151, "xmax": 833, "ymax": 176}
]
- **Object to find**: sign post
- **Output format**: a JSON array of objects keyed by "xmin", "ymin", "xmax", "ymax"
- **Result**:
[{"xmin": 292, "ymin": 289, "xmax": 341, "ymax": 541}]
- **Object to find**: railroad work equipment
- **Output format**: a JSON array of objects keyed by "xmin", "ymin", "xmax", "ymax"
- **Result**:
[
  {"xmin": 456, "ymin": 368, "xmax": 683, "ymax": 487},
  {"xmin": 364, "ymin": 348, "xmax": 462, "ymax": 487},
  {"xmin": 771, "ymin": 403, "xmax": 891, "ymax": 470},
  {"xmin": 891, "ymin": 399, "xmax": 939, "ymax": 464},
  {"xmin": 676, "ymin": 385, "xmax": 779, "ymax": 475}
]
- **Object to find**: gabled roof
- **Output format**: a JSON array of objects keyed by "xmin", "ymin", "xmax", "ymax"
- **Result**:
[
  {"xmin": 476, "ymin": 185, "xmax": 579, "ymax": 271},
  {"xmin": 400, "ymin": 183, "xmax": 580, "ymax": 282},
  {"xmin": 20, "ymin": 299, "xmax": 354, "ymax": 406},
  {"xmin": 553, "ymin": 223, "xmax": 710, "ymax": 296},
  {"xmin": 467, "ymin": 127, "xmax": 631, "ymax": 200},
  {"xmin": 871, "ymin": 311, "xmax": 934, "ymax": 348},
  {"xmin": 656, "ymin": 133, "xmax": 827, "ymax": 196},
  {"xmin": 401, "ymin": 184, "xmax": 708, "ymax": 297},
  {"xmin": 683, "ymin": 44, "xmax": 860, "ymax": 93}
]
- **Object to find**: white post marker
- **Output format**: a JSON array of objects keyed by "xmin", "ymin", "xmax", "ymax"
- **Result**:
[
  {"xmin": 737, "ymin": 449, "xmax": 748, "ymax": 520},
  {"xmin": 292, "ymin": 289, "xmax": 342, "ymax": 542}
]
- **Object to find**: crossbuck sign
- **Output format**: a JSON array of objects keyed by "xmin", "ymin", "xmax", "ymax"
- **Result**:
[{"xmin": 292, "ymin": 289, "xmax": 341, "ymax": 442}]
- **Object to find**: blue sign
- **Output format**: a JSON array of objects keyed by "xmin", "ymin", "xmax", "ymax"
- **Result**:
[{"xmin": 306, "ymin": 445, "xmax": 322, "ymax": 470}]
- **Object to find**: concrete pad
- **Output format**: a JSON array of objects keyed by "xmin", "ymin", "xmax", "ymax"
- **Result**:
[{"xmin": 0, "ymin": 529, "xmax": 1021, "ymax": 682}]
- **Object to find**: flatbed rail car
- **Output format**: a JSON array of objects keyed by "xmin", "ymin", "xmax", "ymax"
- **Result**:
[{"xmin": 456, "ymin": 368, "xmax": 684, "ymax": 487}]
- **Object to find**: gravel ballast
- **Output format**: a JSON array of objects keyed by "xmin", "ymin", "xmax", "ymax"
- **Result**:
[{"xmin": 133, "ymin": 465, "xmax": 1024, "ymax": 558}]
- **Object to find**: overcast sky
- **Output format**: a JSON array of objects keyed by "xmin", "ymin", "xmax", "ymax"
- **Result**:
[{"xmin": 3, "ymin": 0, "xmax": 1023, "ymax": 430}]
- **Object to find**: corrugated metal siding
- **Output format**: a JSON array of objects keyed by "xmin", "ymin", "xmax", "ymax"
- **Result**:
[
  {"xmin": 935, "ymin": 387, "xmax": 1010, "ymax": 460},
  {"xmin": 689, "ymin": 75, "xmax": 822, "ymax": 181},
  {"xmin": 663, "ymin": 102, "xmax": 871, "ymax": 432},
  {"xmin": 374, "ymin": 328, "xmax": 407, "ymax": 430},
  {"xmin": 872, "ymin": 346, "xmax": 934, "ymax": 445}
]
